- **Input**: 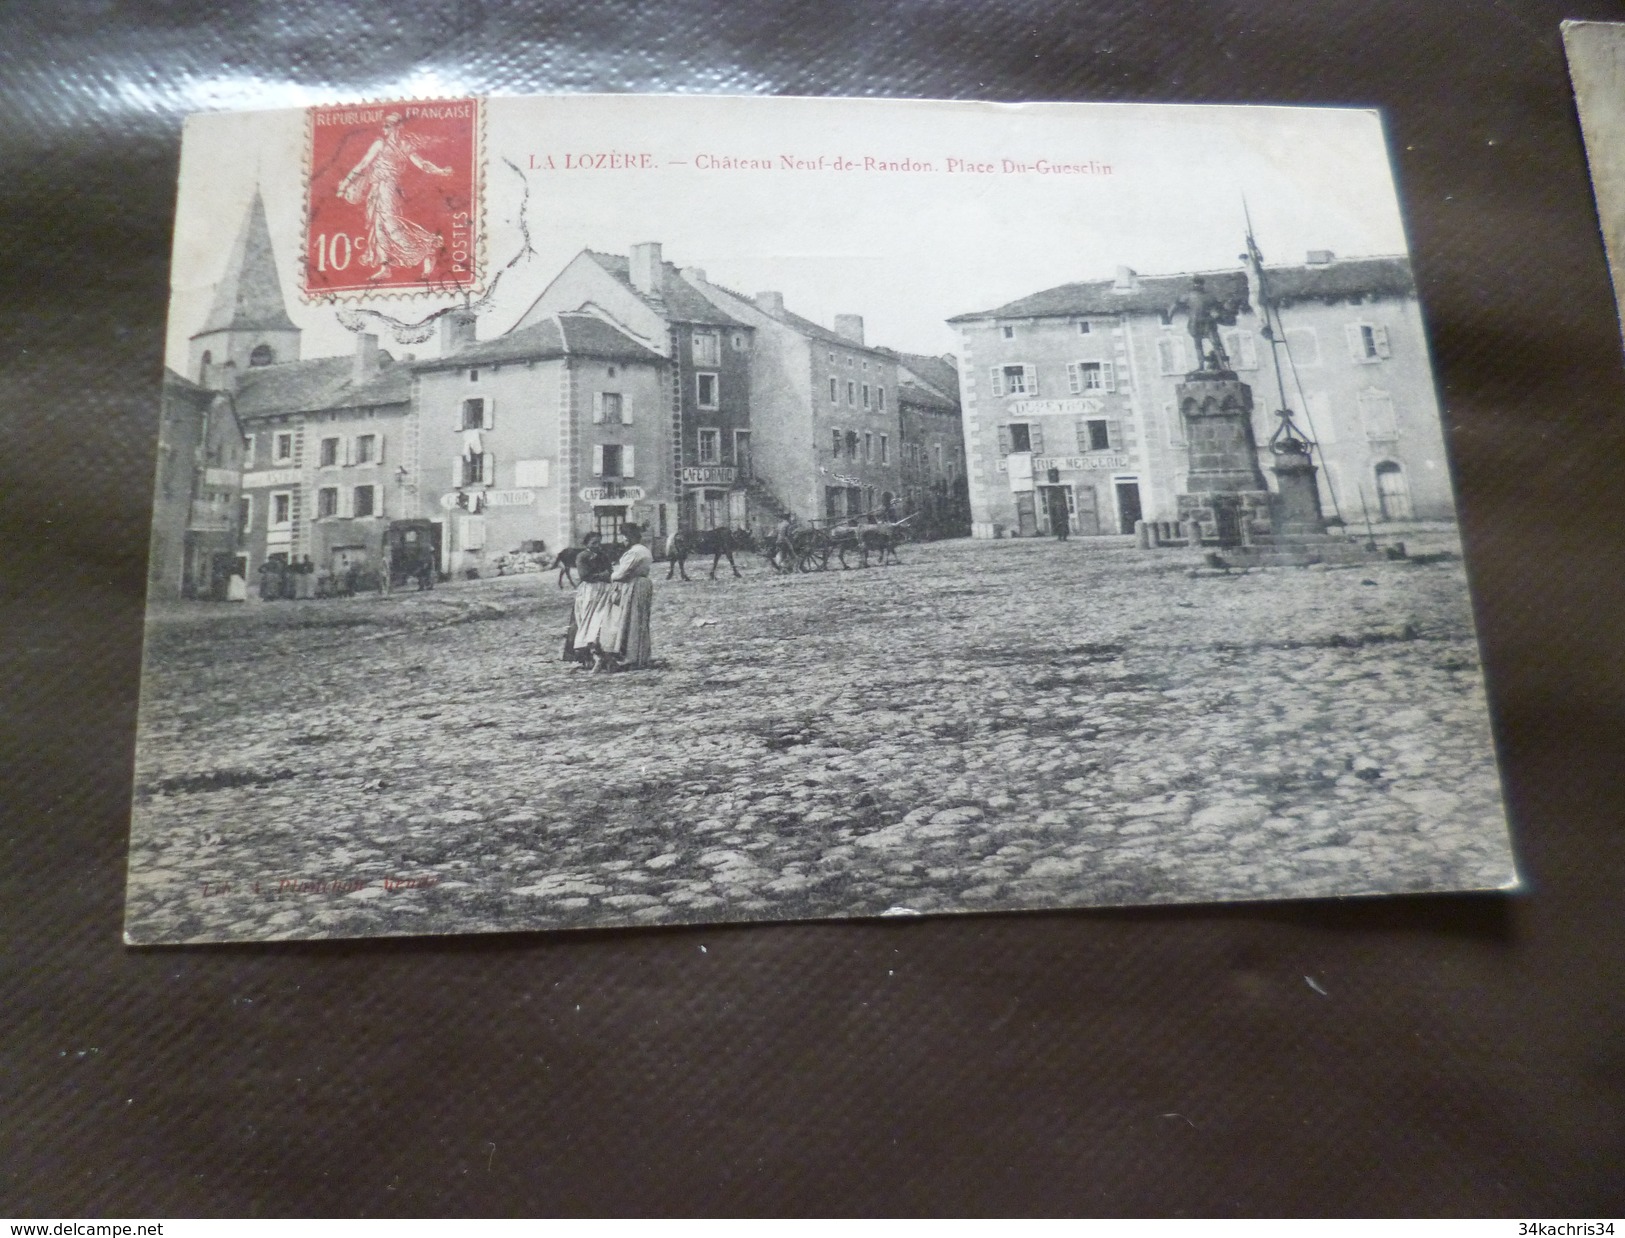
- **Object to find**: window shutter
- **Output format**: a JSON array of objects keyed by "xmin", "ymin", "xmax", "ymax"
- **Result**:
[
  {"xmin": 375, "ymin": 434, "xmax": 385, "ymax": 465},
  {"xmin": 481, "ymin": 453, "xmax": 495, "ymax": 486},
  {"xmin": 1029, "ymin": 423, "xmax": 1045, "ymax": 455},
  {"xmin": 592, "ymin": 444, "xmax": 604, "ymax": 477},
  {"xmin": 1075, "ymin": 420, "xmax": 1090, "ymax": 452},
  {"xmin": 1067, "ymin": 362, "xmax": 1081, "ymax": 395},
  {"xmin": 1372, "ymin": 325, "xmax": 1391, "ymax": 358},
  {"xmin": 592, "ymin": 393, "xmax": 604, "ymax": 424},
  {"xmin": 339, "ymin": 485, "xmax": 353, "ymax": 517},
  {"xmin": 482, "ymin": 396, "xmax": 495, "ymax": 430},
  {"xmin": 990, "ymin": 367, "xmax": 1004, "ymax": 397},
  {"xmin": 343, "ymin": 435, "xmax": 355, "ymax": 466},
  {"xmin": 1346, "ymin": 323, "xmax": 1367, "ymax": 362},
  {"xmin": 452, "ymin": 455, "xmax": 465, "ymax": 489},
  {"xmin": 623, "ymin": 445, "xmax": 635, "ymax": 477},
  {"xmin": 1028, "ymin": 367, "xmax": 1039, "ymax": 397},
  {"xmin": 997, "ymin": 425, "xmax": 1012, "ymax": 455},
  {"xmin": 1102, "ymin": 360, "xmax": 1116, "ymax": 393},
  {"xmin": 1106, "ymin": 420, "xmax": 1122, "ymax": 450},
  {"xmin": 622, "ymin": 395, "xmax": 633, "ymax": 427}
]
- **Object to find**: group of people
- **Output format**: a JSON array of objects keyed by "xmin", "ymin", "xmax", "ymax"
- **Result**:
[{"xmin": 561, "ymin": 524, "xmax": 655, "ymax": 673}]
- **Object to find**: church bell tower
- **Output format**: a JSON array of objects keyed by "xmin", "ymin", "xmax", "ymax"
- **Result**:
[{"xmin": 188, "ymin": 190, "xmax": 302, "ymax": 388}]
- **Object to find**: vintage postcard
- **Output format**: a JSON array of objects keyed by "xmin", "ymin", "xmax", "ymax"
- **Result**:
[
  {"xmin": 130, "ymin": 94, "xmax": 1518, "ymax": 944},
  {"xmin": 1565, "ymin": 20, "xmax": 1625, "ymax": 346}
]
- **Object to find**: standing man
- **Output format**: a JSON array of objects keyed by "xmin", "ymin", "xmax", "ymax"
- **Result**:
[{"xmin": 1051, "ymin": 489, "xmax": 1071, "ymax": 542}]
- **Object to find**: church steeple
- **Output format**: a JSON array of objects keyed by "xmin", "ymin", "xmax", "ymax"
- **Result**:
[{"xmin": 189, "ymin": 189, "xmax": 302, "ymax": 386}]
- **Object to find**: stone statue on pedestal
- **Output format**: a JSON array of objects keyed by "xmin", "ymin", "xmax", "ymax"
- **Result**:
[{"xmin": 1168, "ymin": 275, "xmax": 1241, "ymax": 374}]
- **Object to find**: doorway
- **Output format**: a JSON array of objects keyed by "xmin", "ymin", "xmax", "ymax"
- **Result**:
[
  {"xmin": 1375, "ymin": 462, "xmax": 1412, "ymax": 521},
  {"xmin": 1114, "ymin": 480, "xmax": 1143, "ymax": 533}
]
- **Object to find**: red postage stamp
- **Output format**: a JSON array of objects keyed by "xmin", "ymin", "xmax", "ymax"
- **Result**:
[{"xmin": 303, "ymin": 98, "xmax": 482, "ymax": 298}]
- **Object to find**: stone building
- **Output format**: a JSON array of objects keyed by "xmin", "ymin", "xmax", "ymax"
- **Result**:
[
  {"xmin": 692, "ymin": 281, "xmax": 904, "ymax": 524},
  {"xmin": 887, "ymin": 350, "xmax": 970, "ymax": 538},
  {"xmin": 147, "ymin": 369, "xmax": 246, "ymax": 600},
  {"xmin": 515, "ymin": 244, "xmax": 755, "ymax": 539},
  {"xmin": 413, "ymin": 310, "xmax": 673, "ymax": 574},
  {"xmin": 947, "ymin": 254, "xmax": 1453, "ymax": 538}
]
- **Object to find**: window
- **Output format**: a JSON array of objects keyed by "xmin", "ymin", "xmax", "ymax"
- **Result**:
[
  {"xmin": 989, "ymin": 364, "xmax": 1034, "ymax": 396},
  {"xmin": 1220, "ymin": 328, "xmax": 1259, "ymax": 370},
  {"xmin": 734, "ymin": 430, "xmax": 752, "ymax": 475},
  {"xmin": 731, "ymin": 332, "xmax": 747, "ymax": 351},
  {"xmin": 828, "ymin": 351, "xmax": 836, "ymax": 364},
  {"xmin": 1358, "ymin": 389, "xmax": 1399, "ymax": 441},
  {"xmin": 696, "ymin": 373, "xmax": 719, "ymax": 409},
  {"xmin": 1156, "ymin": 336, "xmax": 1188, "ymax": 375},
  {"xmin": 862, "ymin": 384, "xmax": 871, "ymax": 409},
  {"xmin": 353, "ymin": 486, "xmax": 376, "ymax": 517},
  {"xmin": 877, "ymin": 386, "xmax": 886, "ymax": 411},
  {"xmin": 832, "ymin": 429, "xmax": 843, "ymax": 456},
  {"xmin": 249, "ymin": 344, "xmax": 274, "ymax": 367},
  {"xmin": 1078, "ymin": 321, "xmax": 1092, "ymax": 335},
  {"xmin": 1002, "ymin": 325, "xmax": 1015, "ymax": 339},
  {"xmin": 845, "ymin": 430, "xmax": 858, "ymax": 457},
  {"xmin": 469, "ymin": 368, "xmax": 480, "ymax": 382},
  {"xmin": 846, "ymin": 356, "xmax": 854, "ymax": 368},
  {"xmin": 830, "ymin": 376, "xmax": 839, "ymax": 403},
  {"xmin": 1068, "ymin": 361, "xmax": 1114, "ymax": 393},
  {"xmin": 698, "ymin": 429, "xmax": 721, "ymax": 464},
  {"xmin": 879, "ymin": 434, "xmax": 889, "ymax": 464},
  {"xmin": 607, "ymin": 365, "xmax": 616, "ymax": 377},
  {"xmin": 271, "ymin": 492, "xmax": 291, "ymax": 526},
  {"xmin": 934, "ymin": 444, "xmax": 944, "ymax": 472},
  {"xmin": 320, "ymin": 437, "xmax": 340, "ymax": 467},
  {"xmin": 595, "ymin": 392, "xmax": 624, "ymax": 424},
  {"xmin": 1348, "ymin": 322, "xmax": 1392, "ymax": 362},
  {"xmin": 600, "ymin": 444, "xmax": 625, "ymax": 478},
  {"xmin": 462, "ymin": 397, "xmax": 490, "ymax": 430},
  {"xmin": 1081, "ymin": 419, "xmax": 1112, "ymax": 451},
  {"xmin": 238, "ymin": 496, "xmax": 252, "ymax": 534},
  {"xmin": 847, "ymin": 381, "xmax": 856, "ymax": 406},
  {"xmin": 355, "ymin": 434, "xmax": 376, "ymax": 464},
  {"xmin": 1001, "ymin": 423, "xmax": 1037, "ymax": 454},
  {"xmin": 243, "ymin": 434, "xmax": 255, "ymax": 468},
  {"xmin": 317, "ymin": 487, "xmax": 338, "ymax": 518},
  {"xmin": 274, "ymin": 432, "xmax": 293, "ymax": 462},
  {"xmin": 864, "ymin": 432, "xmax": 873, "ymax": 461},
  {"xmin": 692, "ymin": 331, "xmax": 721, "ymax": 366}
]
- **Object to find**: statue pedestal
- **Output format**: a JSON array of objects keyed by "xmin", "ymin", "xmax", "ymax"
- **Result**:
[
  {"xmin": 1175, "ymin": 371, "xmax": 1271, "ymax": 547},
  {"xmin": 1270, "ymin": 447, "xmax": 1326, "ymax": 537}
]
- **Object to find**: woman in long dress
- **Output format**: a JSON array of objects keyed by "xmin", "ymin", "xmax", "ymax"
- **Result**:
[
  {"xmin": 561, "ymin": 533, "xmax": 613, "ymax": 668},
  {"xmin": 335, "ymin": 113, "xmax": 452, "ymax": 281},
  {"xmin": 596, "ymin": 524, "xmax": 655, "ymax": 672}
]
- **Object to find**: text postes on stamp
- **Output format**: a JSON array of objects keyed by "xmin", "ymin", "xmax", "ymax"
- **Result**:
[{"xmin": 304, "ymin": 98, "xmax": 482, "ymax": 299}]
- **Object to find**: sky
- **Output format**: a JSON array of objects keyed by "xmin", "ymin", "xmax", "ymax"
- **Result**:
[{"xmin": 166, "ymin": 94, "xmax": 1410, "ymax": 370}]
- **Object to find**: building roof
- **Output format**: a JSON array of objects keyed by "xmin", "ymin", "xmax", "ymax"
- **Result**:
[
  {"xmin": 417, "ymin": 312, "xmax": 667, "ymax": 370},
  {"xmin": 1260, "ymin": 255, "xmax": 1415, "ymax": 306},
  {"xmin": 890, "ymin": 351, "xmax": 961, "ymax": 402},
  {"xmin": 949, "ymin": 269, "xmax": 1251, "ymax": 323},
  {"xmin": 584, "ymin": 251, "xmax": 749, "ymax": 328},
  {"xmin": 896, "ymin": 379, "xmax": 959, "ymax": 413},
  {"xmin": 233, "ymin": 353, "xmax": 411, "ymax": 421},
  {"xmin": 192, "ymin": 190, "xmax": 300, "ymax": 338}
]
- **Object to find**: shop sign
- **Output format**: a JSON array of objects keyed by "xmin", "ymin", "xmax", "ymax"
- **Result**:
[
  {"xmin": 1033, "ymin": 454, "xmax": 1131, "ymax": 471},
  {"xmin": 204, "ymin": 468, "xmax": 241, "ymax": 487},
  {"xmin": 681, "ymin": 466, "xmax": 736, "ymax": 486},
  {"xmin": 244, "ymin": 468, "xmax": 302, "ymax": 487},
  {"xmin": 438, "ymin": 489, "xmax": 538, "ymax": 510},
  {"xmin": 579, "ymin": 485, "xmax": 647, "ymax": 503},
  {"xmin": 1007, "ymin": 398, "xmax": 1103, "ymax": 417}
]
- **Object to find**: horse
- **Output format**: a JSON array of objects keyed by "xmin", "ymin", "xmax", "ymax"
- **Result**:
[
  {"xmin": 552, "ymin": 543, "xmax": 626, "ymax": 588},
  {"xmin": 665, "ymin": 526, "xmax": 746, "ymax": 581}
]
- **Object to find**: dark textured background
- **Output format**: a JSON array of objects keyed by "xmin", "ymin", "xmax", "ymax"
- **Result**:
[{"xmin": 2, "ymin": 0, "xmax": 1623, "ymax": 1217}]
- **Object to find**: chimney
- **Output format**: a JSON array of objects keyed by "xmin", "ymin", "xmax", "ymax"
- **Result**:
[
  {"xmin": 1306, "ymin": 249, "xmax": 1335, "ymax": 265},
  {"xmin": 941, "ymin": 353, "xmax": 959, "ymax": 370},
  {"xmin": 629, "ymin": 242, "xmax": 663, "ymax": 295},
  {"xmin": 438, "ymin": 310, "xmax": 477, "ymax": 354},
  {"xmin": 1113, "ymin": 266, "xmax": 1139, "ymax": 292},
  {"xmin": 834, "ymin": 314, "xmax": 865, "ymax": 346},
  {"xmin": 754, "ymin": 291, "xmax": 785, "ymax": 316},
  {"xmin": 682, "ymin": 266, "xmax": 707, "ymax": 285},
  {"xmin": 352, "ymin": 332, "xmax": 379, "ymax": 383}
]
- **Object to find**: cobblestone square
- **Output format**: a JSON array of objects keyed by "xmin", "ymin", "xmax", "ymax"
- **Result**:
[{"xmin": 126, "ymin": 531, "xmax": 1516, "ymax": 942}]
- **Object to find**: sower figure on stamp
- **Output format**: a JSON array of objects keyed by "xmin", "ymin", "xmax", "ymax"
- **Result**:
[
  {"xmin": 336, "ymin": 113, "xmax": 453, "ymax": 282},
  {"xmin": 1168, "ymin": 275, "xmax": 1239, "ymax": 373}
]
